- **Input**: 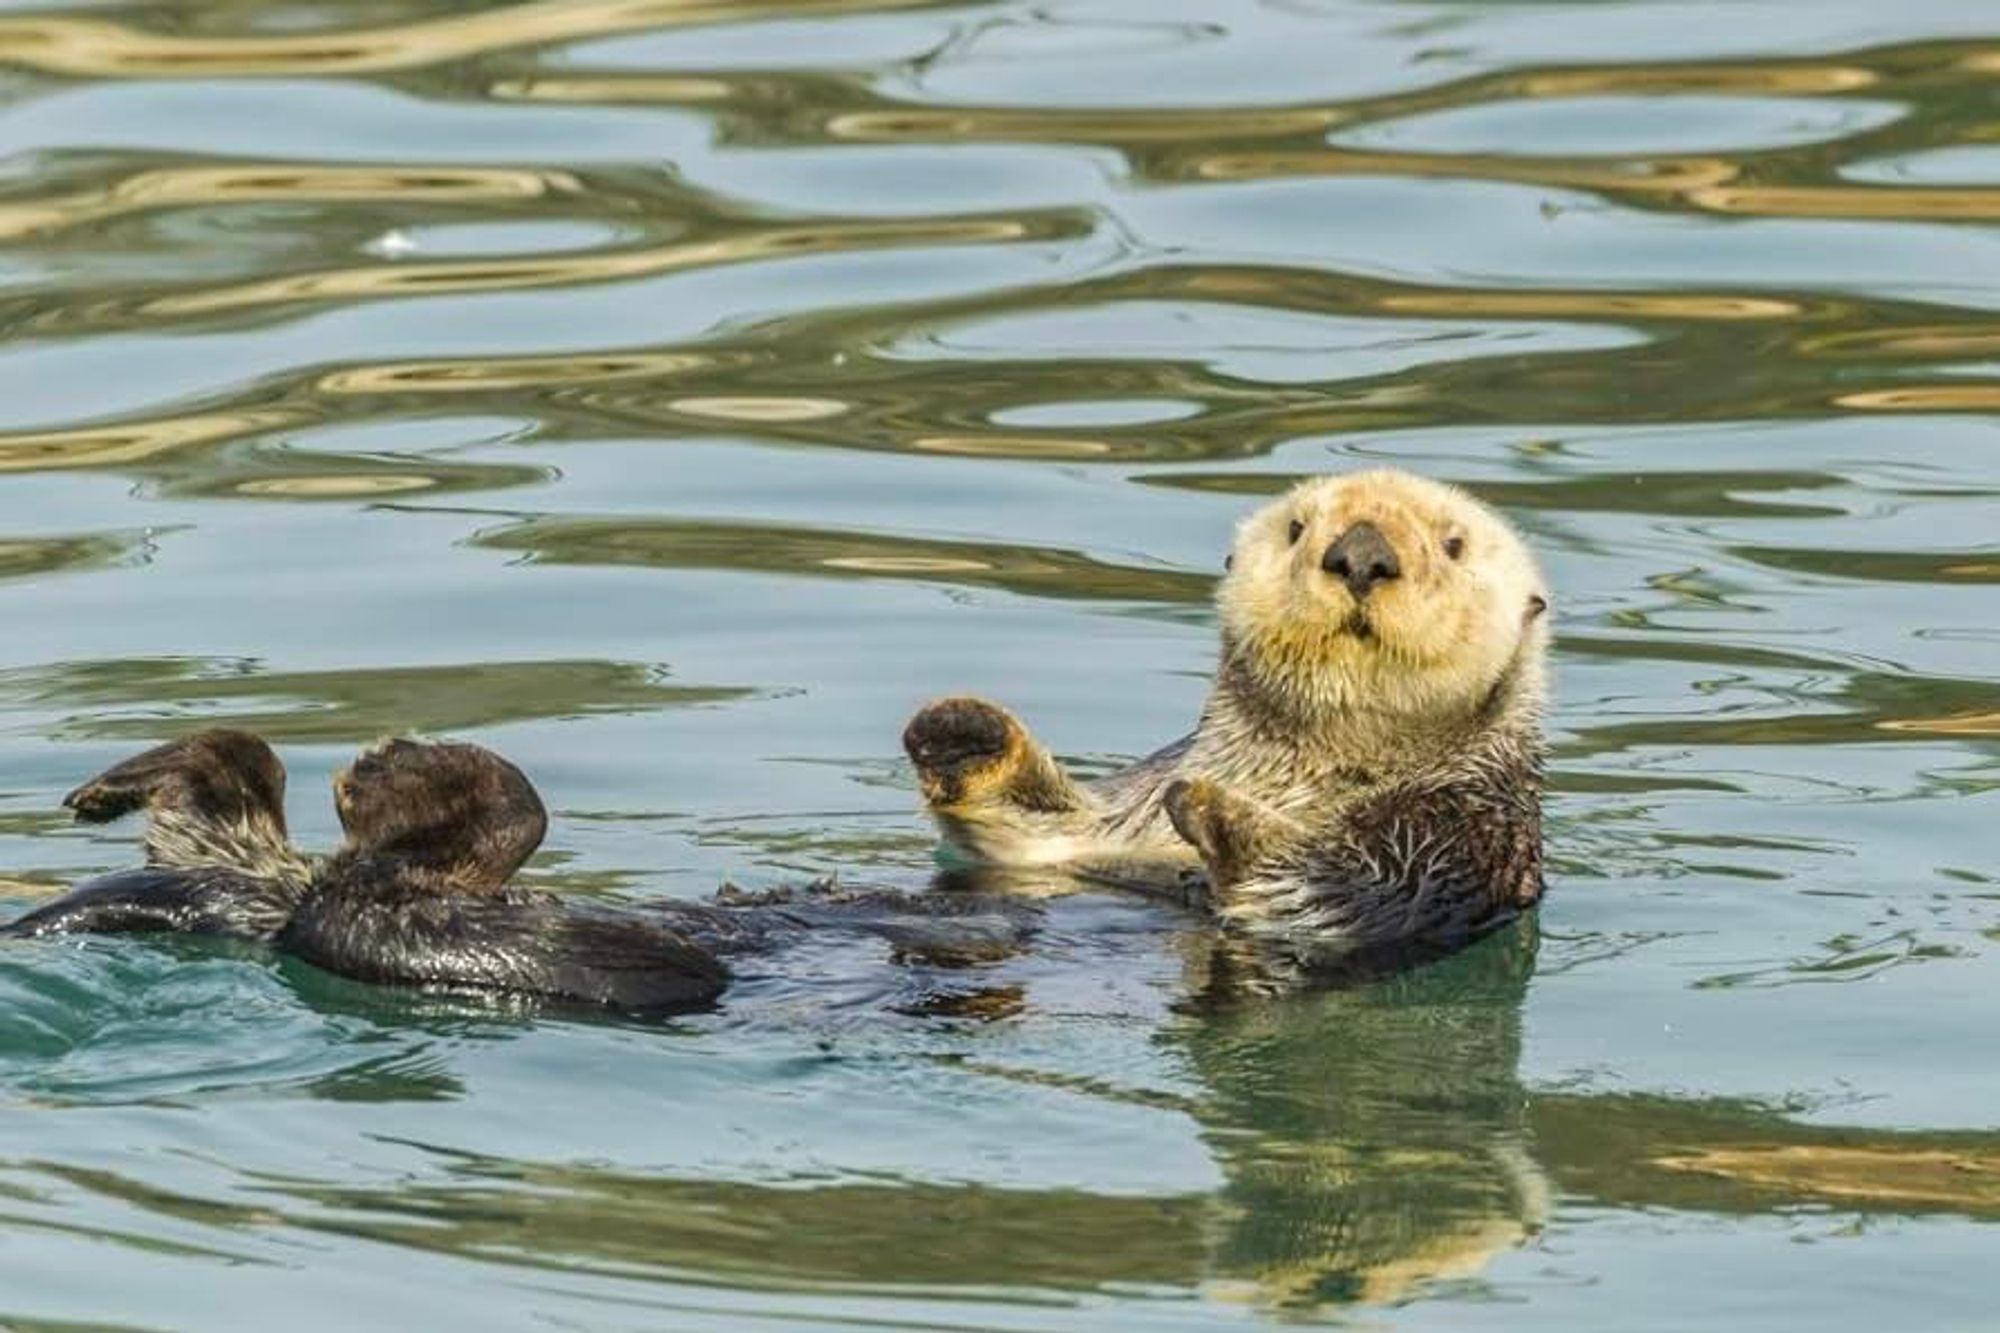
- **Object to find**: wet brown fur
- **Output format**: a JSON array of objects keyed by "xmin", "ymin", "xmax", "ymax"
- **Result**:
[
  {"xmin": 904, "ymin": 469, "xmax": 1551, "ymax": 962},
  {"xmin": 330, "ymin": 737, "xmax": 548, "ymax": 894}
]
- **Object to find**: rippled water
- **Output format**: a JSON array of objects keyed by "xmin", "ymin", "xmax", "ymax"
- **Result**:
[{"xmin": 0, "ymin": 0, "xmax": 1996, "ymax": 1326}]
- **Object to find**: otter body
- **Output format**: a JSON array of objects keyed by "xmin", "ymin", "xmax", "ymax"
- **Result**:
[
  {"xmin": 10, "ymin": 469, "xmax": 1545, "ymax": 1003},
  {"xmin": 4, "ymin": 731, "xmax": 1033, "ymax": 1014},
  {"xmin": 904, "ymin": 470, "xmax": 1550, "ymax": 963}
]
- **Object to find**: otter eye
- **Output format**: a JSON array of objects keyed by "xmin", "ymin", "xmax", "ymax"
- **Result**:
[
  {"xmin": 1287, "ymin": 519, "xmax": 1304, "ymax": 545},
  {"xmin": 1443, "ymin": 535, "xmax": 1466, "ymax": 561}
]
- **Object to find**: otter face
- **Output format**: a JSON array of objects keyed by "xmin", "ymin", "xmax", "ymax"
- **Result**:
[
  {"xmin": 1218, "ymin": 470, "xmax": 1548, "ymax": 717},
  {"xmin": 334, "ymin": 737, "xmax": 548, "ymax": 892}
]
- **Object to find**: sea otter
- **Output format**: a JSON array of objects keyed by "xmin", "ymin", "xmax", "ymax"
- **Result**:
[
  {"xmin": 903, "ymin": 469, "xmax": 1550, "ymax": 966},
  {"xmin": 5, "ymin": 731, "xmax": 1033, "ymax": 1011}
]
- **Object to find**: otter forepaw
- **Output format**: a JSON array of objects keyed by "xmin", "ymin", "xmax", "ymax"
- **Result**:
[
  {"xmin": 1163, "ymin": 778, "xmax": 1225, "ymax": 863},
  {"xmin": 1164, "ymin": 777, "xmax": 1296, "ymax": 895},
  {"xmin": 903, "ymin": 697, "xmax": 1023, "ymax": 806}
]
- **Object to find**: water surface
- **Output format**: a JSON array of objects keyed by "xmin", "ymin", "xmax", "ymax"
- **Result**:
[{"xmin": 0, "ymin": 0, "xmax": 1996, "ymax": 1328}]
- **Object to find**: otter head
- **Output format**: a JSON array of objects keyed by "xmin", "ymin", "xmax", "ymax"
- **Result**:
[
  {"xmin": 333, "ymin": 737, "xmax": 548, "ymax": 894},
  {"xmin": 1218, "ymin": 470, "xmax": 1549, "ymax": 723}
]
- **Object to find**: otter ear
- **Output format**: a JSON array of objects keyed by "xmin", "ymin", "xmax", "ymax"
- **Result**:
[
  {"xmin": 1525, "ymin": 594, "xmax": 1549, "ymax": 623},
  {"xmin": 1223, "ymin": 553, "xmax": 1234, "ymax": 572}
]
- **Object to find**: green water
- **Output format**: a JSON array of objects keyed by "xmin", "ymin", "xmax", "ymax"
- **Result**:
[{"xmin": 0, "ymin": 0, "xmax": 1996, "ymax": 1326}]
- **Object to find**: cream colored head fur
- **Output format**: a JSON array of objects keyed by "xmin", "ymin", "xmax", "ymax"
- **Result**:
[{"xmin": 1218, "ymin": 470, "xmax": 1548, "ymax": 724}]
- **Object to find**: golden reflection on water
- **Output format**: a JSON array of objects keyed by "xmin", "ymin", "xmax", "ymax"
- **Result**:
[
  {"xmin": 1689, "ymin": 184, "xmax": 2000, "ymax": 221},
  {"xmin": 1181, "ymin": 147, "xmax": 2000, "ymax": 226},
  {"xmin": 233, "ymin": 474, "xmax": 439, "ymax": 498},
  {"xmin": 1835, "ymin": 386, "xmax": 2000, "ymax": 411},
  {"xmin": 0, "ymin": 0, "xmax": 937, "ymax": 78},
  {"xmin": 477, "ymin": 515, "xmax": 1218, "ymax": 603},
  {"xmin": 0, "ymin": 409, "xmax": 304, "ymax": 471},
  {"xmin": 811, "ymin": 59, "xmax": 1887, "ymax": 153},
  {"xmin": 826, "ymin": 105, "xmax": 1351, "ymax": 143},
  {"xmin": 1876, "ymin": 712, "xmax": 2000, "ymax": 737},
  {"xmin": 912, "ymin": 432, "xmax": 1115, "ymax": 458},
  {"xmin": 1801, "ymin": 326, "xmax": 2000, "ymax": 358},
  {"xmin": 145, "ymin": 215, "xmax": 1072, "ymax": 318},
  {"xmin": 320, "ymin": 351, "xmax": 715, "ymax": 395},
  {"xmin": 489, "ymin": 75, "xmax": 736, "ymax": 104},
  {"xmin": 1188, "ymin": 147, "xmax": 1742, "ymax": 196},
  {"xmin": 1372, "ymin": 291, "xmax": 1802, "ymax": 321},
  {"xmin": 1510, "ymin": 64, "xmax": 1881, "ymax": 97},
  {"xmin": 667, "ymin": 396, "xmax": 849, "ymax": 423},
  {"xmin": 22, "ymin": 657, "xmax": 752, "ymax": 742},
  {"xmin": 0, "ymin": 534, "xmax": 140, "ymax": 582},
  {"xmin": 1652, "ymin": 1145, "xmax": 2000, "ymax": 1210},
  {"xmin": 0, "ymin": 166, "xmax": 581, "ymax": 243},
  {"xmin": 1534, "ymin": 1096, "xmax": 2000, "ymax": 1219}
]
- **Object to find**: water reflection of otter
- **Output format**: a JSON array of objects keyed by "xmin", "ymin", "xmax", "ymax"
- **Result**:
[
  {"xmin": 1182, "ymin": 919, "xmax": 1546, "ymax": 1306},
  {"xmin": 2, "ymin": 730, "xmax": 1034, "ymax": 1013}
]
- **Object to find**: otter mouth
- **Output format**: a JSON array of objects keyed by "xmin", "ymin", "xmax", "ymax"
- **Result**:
[{"xmin": 1340, "ymin": 609, "xmax": 1374, "ymax": 640}]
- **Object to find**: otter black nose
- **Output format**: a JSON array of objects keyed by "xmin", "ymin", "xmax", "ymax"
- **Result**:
[{"xmin": 1321, "ymin": 522, "xmax": 1400, "ymax": 599}]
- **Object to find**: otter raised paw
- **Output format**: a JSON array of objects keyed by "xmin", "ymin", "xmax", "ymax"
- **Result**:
[
  {"xmin": 904, "ymin": 697, "xmax": 1024, "ymax": 805},
  {"xmin": 902, "ymin": 696, "xmax": 1111, "ymax": 866}
]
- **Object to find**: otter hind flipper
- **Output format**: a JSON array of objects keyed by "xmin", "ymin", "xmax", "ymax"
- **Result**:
[
  {"xmin": 299, "ymin": 737, "xmax": 720, "ymax": 1014},
  {"xmin": 333, "ymin": 737, "xmax": 547, "ymax": 894},
  {"xmin": 62, "ymin": 730, "xmax": 297, "ymax": 879}
]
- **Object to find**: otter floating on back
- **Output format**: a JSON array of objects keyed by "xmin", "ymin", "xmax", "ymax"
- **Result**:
[
  {"xmin": 5, "ymin": 469, "xmax": 1546, "ymax": 1005},
  {"xmin": 904, "ymin": 468, "xmax": 1550, "ymax": 968},
  {"xmin": 5, "ymin": 732, "xmax": 1033, "ymax": 1013}
]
